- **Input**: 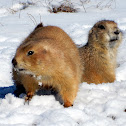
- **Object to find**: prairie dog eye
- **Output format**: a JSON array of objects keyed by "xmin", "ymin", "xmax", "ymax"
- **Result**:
[
  {"xmin": 98, "ymin": 25, "xmax": 105, "ymax": 29},
  {"xmin": 27, "ymin": 51, "xmax": 34, "ymax": 56}
]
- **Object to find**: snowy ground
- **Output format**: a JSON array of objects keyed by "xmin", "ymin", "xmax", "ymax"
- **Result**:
[{"xmin": 0, "ymin": 0, "xmax": 126, "ymax": 125}]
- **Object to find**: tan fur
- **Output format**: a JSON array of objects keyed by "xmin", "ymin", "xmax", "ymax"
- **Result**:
[
  {"xmin": 79, "ymin": 20, "xmax": 122, "ymax": 84},
  {"xmin": 12, "ymin": 24, "xmax": 82, "ymax": 107}
]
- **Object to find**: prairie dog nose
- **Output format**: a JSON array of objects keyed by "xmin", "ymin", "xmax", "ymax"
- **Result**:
[{"xmin": 12, "ymin": 58, "xmax": 17, "ymax": 67}]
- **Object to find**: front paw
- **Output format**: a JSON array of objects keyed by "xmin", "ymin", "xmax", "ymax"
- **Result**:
[{"xmin": 24, "ymin": 92, "xmax": 34, "ymax": 104}]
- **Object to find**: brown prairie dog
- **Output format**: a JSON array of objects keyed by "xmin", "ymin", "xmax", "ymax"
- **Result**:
[
  {"xmin": 79, "ymin": 20, "xmax": 122, "ymax": 84},
  {"xmin": 12, "ymin": 23, "xmax": 83, "ymax": 107}
]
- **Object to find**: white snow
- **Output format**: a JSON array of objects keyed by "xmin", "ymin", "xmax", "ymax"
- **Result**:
[{"xmin": 0, "ymin": 0, "xmax": 126, "ymax": 126}]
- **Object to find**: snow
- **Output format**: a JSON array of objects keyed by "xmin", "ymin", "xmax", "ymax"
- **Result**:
[{"xmin": 0, "ymin": 0, "xmax": 126, "ymax": 125}]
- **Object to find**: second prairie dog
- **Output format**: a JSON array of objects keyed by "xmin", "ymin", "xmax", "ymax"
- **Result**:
[
  {"xmin": 79, "ymin": 20, "xmax": 122, "ymax": 84},
  {"xmin": 12, "ymin": 23, "xmax": 82, "ymax": 107}
]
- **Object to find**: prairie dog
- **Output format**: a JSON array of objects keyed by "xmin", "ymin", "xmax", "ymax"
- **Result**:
[
  {"xmin": 79, "ymin": 20, "xmax": 122, "ymax": 84},
  {"xmin": 12, "ymin": 23, "xmax": 82, "ymax": 107}
]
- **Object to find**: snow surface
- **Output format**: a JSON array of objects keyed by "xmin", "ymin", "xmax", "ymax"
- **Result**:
[{"xmin": 0, "ymin": 0, "xmax": 126, "ymax": 125}]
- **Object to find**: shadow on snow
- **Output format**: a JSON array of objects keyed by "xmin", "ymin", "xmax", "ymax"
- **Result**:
[{"xmin": 0, "ymin": 85, "xmax": 16, "ymax": 98}]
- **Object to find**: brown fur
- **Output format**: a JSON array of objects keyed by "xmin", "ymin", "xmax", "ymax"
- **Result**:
[
  {"xmin": 12, "ymin": 23, "xmax": 82, "ymax": 107},
  {"xmin": 79, "ymin": 20, "xmax": 122, "ymax": 84}
]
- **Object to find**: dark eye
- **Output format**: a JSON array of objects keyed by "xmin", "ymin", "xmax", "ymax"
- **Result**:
[
  {"xmin": 27, "ymin": 51, "xmax": 34, "ymax": 56},
  {"xmin": 98, "ymin": 25, "xmax": 105, "ymax": 29}
]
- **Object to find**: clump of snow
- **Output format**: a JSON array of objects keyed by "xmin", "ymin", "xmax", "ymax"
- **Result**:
[
  {"xmin": 38, "ymin": 82, "xmax": 42, "ymax": 86},
  {"xmin": 0, "ymin": 0, "xmax": 126, "ymax": 126}
]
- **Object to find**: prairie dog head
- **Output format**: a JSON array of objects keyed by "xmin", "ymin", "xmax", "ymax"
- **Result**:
[
  {"xmin": 88, "ymin": 20, "xmax": 122, "ymax": 48},
  {"xmin": 12, "ymin": 40, "xmax": 62, "ymax": 77}
]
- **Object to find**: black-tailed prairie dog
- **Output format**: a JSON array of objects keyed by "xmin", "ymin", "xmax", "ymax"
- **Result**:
[
  {"xmin": 79, "ymin": 20, "xmax": 122, "ymax": 84},
  {"xmin": 12, "ymin": 23, "xmax": 82, "ymax": 107}
]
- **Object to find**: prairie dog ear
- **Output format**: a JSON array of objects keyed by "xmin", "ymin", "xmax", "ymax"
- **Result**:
[
  {"xmin": 42, "ymin": 49, "xmax": 47, "ymax": 54},
  {"xmin": 89, "ymin": 29, "xmax": 93, "ymax": 34},
  {"xmin": 34, "ymin": 23, "xmax": 43, "ymax": 30}
]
